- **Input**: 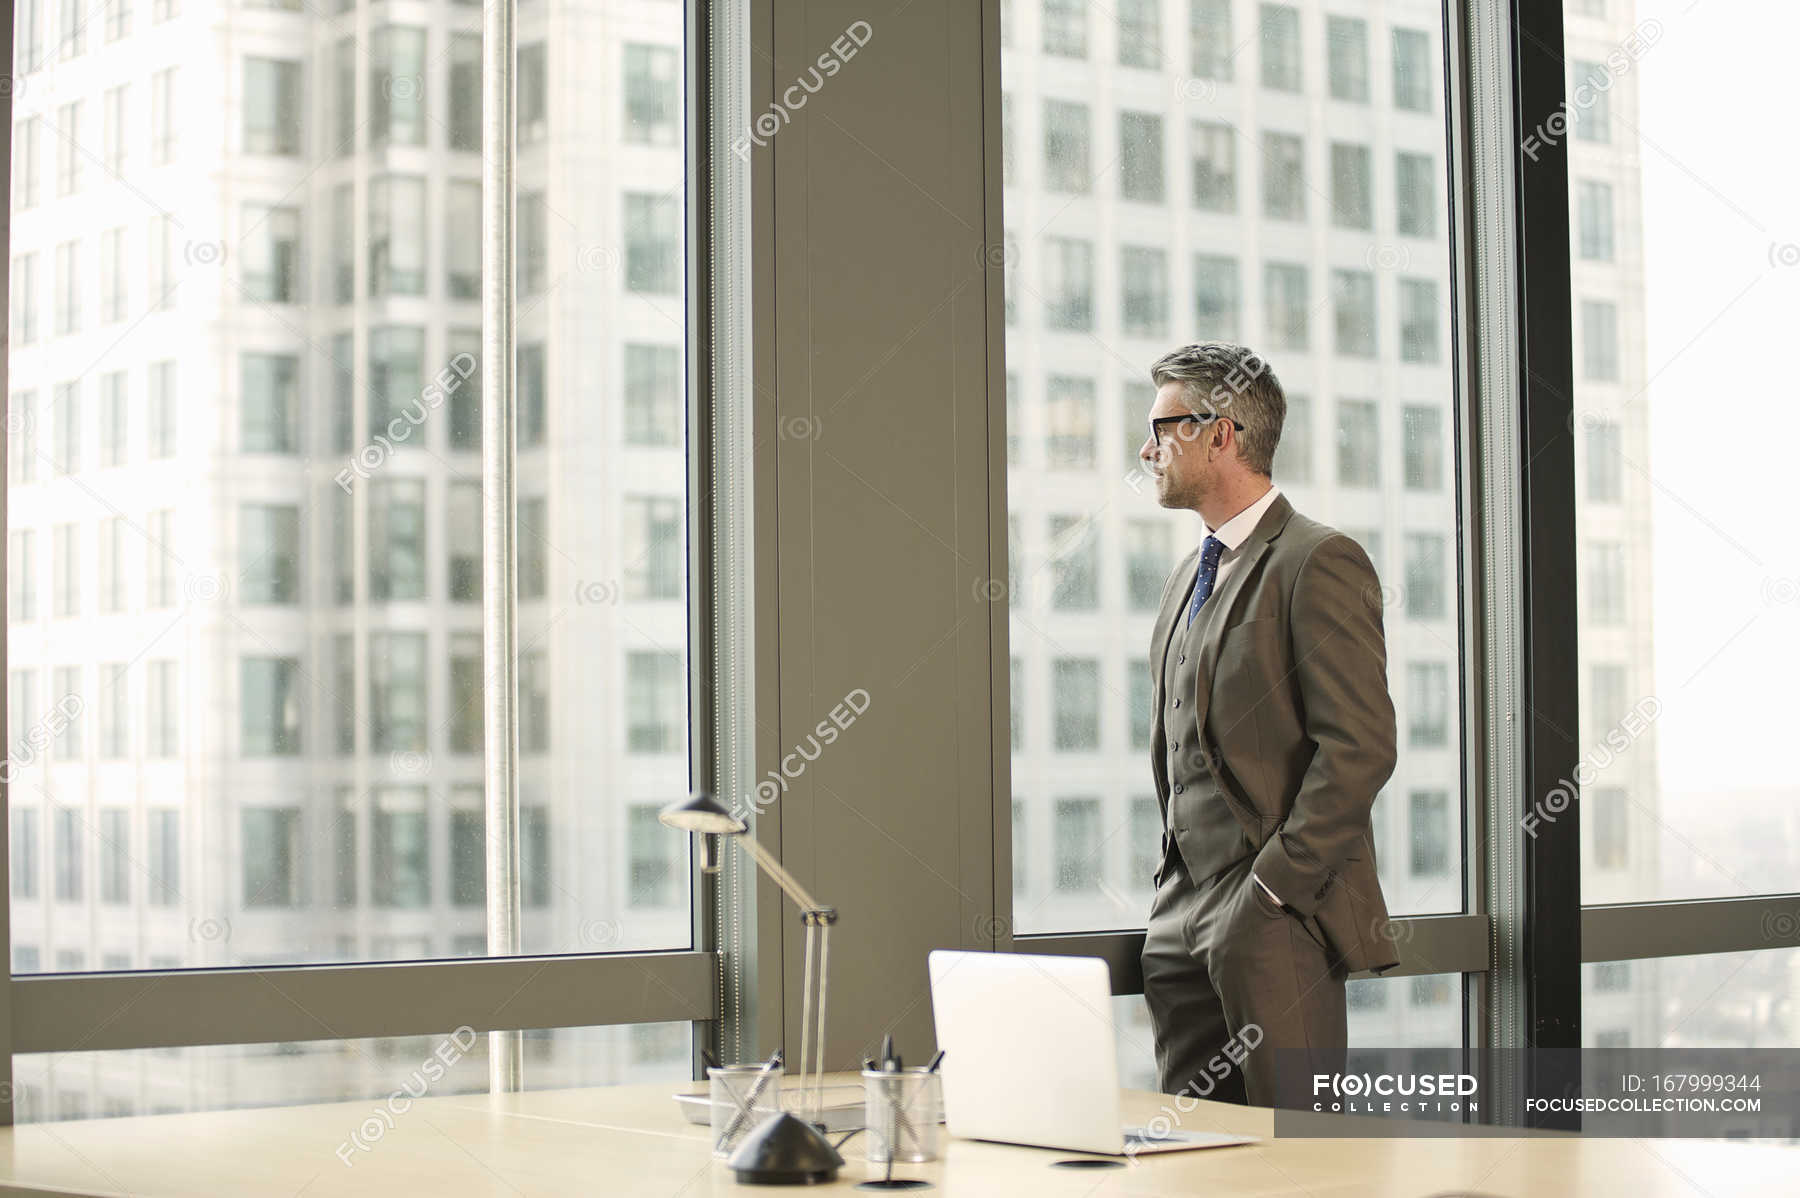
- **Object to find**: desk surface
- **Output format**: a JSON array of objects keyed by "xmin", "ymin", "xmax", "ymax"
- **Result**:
[{"xmin": 0, "ymin": 1071, "xmax": 1793, "ymax": 1196}]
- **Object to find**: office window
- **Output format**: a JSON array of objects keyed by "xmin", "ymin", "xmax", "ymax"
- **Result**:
[
  {"xmin": 11, "ymin": 253, "xmax": 37, "ymax": 345},
  {"xmin": 1326, "ymin": 15, "xmax": 1369, "ymax": 102},
  {"xmin": 1051, "ymin": 658, "xmax": 1100, "ymax": 750},
  {"xmin": 99, "ymin": 228, "xmax": 126, "ymax": 323},
  {"xmin": 450, "ymin": 805, "xmax": 484, "ymax": 906},
  {"xmin": 1271, "ymin": 393, "xmax": 1312, "ymax": 484},
  {"xmin": 334, "ymin": 635, "xmax": 357, "ymax": 756},
  {"xmin": 1042, "ymin": 100, "xmax": 1091, "ymax": 193},
  {"xmin": 145, "ymin": 510, "xmax": 175, "ymax": 608},
  {"xmin": 1259, "ymin": 4, "xmax": 1300, "ymax": 91},
  {"xmin": 1043, "ymin": 237, "xmax": 1094, "ymax": 331},
  {"xmin": 54, "ymin": 102, "xmax": 83, "ymax": 196},
  {"xmin": 102, "ymin": 85, "xmax": 127, "ymax": 177},
  {"xmin": 98, "ymin": 665, "xmax": 128, "ymax": 759},
  {"xmin": 150, "ymin": 68, "xmax": 178, "ymax": 165},
  {"xmin": 1571, "ymin": 59, "xmax": 1611, "ymax": 143},
  {"xmin": 243, "ymin": 205, "xmax": 299, "ymax": 304},
  {"xmin": 54, "ymin": 809, "xmax": 82, "ymax": 902},
  {"xmin": 449, "ymin": 632, "xmax": 482, "ymax": 755},
  {"xmin": 1012, "ymin": 800, "xmax": 1028, "ymax": 893},
  {"xmin": 1585, "ymin": 419, "xmax": 1622, "ymax": 502},
  {"xmin": 1262, "ymin": 262, "xmax": 1307, "ymax": 350},
  {"xmin": 1332, "ymin": 268, "xmax": 1376, "ymax": 356},
  {"xmin": 11, "ymin": 810, "xmax": 38, "ymax": 900},
  {"xmin": 447, "ymin": 482, "xmax": 482, "ymax": 604},
  {"xmin": 519, "ymin": 493, "xmax": 548, "ymax": 598},
  {"xmin": 1118, "ymin": 0, "xmax": 1160, "ymax": 68},
  {"xmin": 1576, "ymin": 180, "xmax": 1615, "ymax": 261},
  {"xmin": 370, "ymin": 633, "xmax": 427, "ymax": 753},
  {"xmin": 1330, "ymin": 143, "xmax": 1372, "ymax": 229},
  {"xmin": 368, "ymin": 325, "xmax": 425, "ymax": 439},
  {"xmin": 1129, "ymin": 796, "xmax": 1159, "ymax": 889},
  {"xmin": 1392, "ymin": 27, "xmax": 1432, "ymax": 112},
  {"xmin": 242, "ymin": 353, "xmax": 299, "ymax": 453},
  {"xmin": 243, "ymin": 58, "xmax": 301, "ymax": 155},
  {"xmin": 13, "ymin": 118, "xmax": 38, "ymax": 211},
  {"xmin": 242, "ymin": 657, "xmax": 302, "ymax": 756},
  {"xmin": 625, "ymin": 344, "xmax": 681, "ymax": 446},
  {"xmin": 623, "ymin": 496, "xmax": 683, "ymax": 600},
  {"xmin": 1588, "ymin": 663, "xmax": 1628, "ymax": 737},
  {"xmin": 1053, "ymin": 798, "xmax": 1102, "ymax": 890},
  {"xmin": 1404, "ymin": 533, "xmax": 1446, "ymax": 620},
  {"xmin": 369, "ymin": 479, "xmax": 427, "ymax": 602},
  {"xmin": 1580, "ymin": 298, "xmax": 1619, "ymax": 381},
  {"xmin": 628, "ymin": 804, "xmax": 678, "ymax": 907},
  {"xmin": 146, "ymin": 662, "xmax": 178, "ymax": 757},
  {"xmin": 1189, "ymin": 121, "xmax": 1235, "ymax": 212},
  {"xmin": 624, "ymin": 193, "xmax": 680, "ymax": 294},
  {"xmin": 335, "ymin": 36, "xmax": 360, "ymax": 154},
  {"xmin": 146, "ymin": 359, "xmax": 174, "ymax": 459},
  {"xmin": 1045, "ymin": 377, "xmax": 1096, "ymax": 469},
  {"xmin": 52, "ymin": 526, "xmax": 79, "ymax": 619},
  {"xmin": 52, "ymin": 665, "xmax": 82, "ymax": 756},
  {"xmin": 447, "ymin": 182, "xmax": 481, "ymax": 300},
  {"xmin": 446, "ymin": 329, "xmax": 481, "ymax": 450},
  {"xmin": 1335, "ymin": 399, "xmax": 1378, "ymax": 487},
  {"xmin": 518, "ymin": 191, "xmax": 548, "ymax": 296},
  {"xmin": 1048, "ymin": 515, "xmax": 1098, "ymax": 609},
  {"xmin": 1120, "ymin": 246, "xmax": 1169, "ymax": 336},
  {"xmin": 9, "ymin": 670, "xmax": 38, "ymax": 760},
  {"xmin": 519, "ymin": 42, "xmax": 548, "ymax": 143},
  {"xmin": 329, "ymin": 185, "xmax": 355, "ymax": 302},
  {"xmin": 99, "ymin": 810, "xmax": 129, "ymax": 903},
  {"xmin": 1193, "ymin": 253, "xmax": 1239, "ymax": 340},
  {"xmin": 1261, "ymin": 131, "xmax": 1305, "ymax": 220},
  {"xmin": 52, "ymin": 240, "xmax": 80, "ymax": 335},
  {"xmin": 1591, "ymin": 786, "xmax": 1628, "ymax": 869},
  {"xmin": 1588, "ymin": 541, "xmax": 1626, "ymax": 625},
  {"xmin": 1399, "ymin": 278, "xmax": 1440, "ymax": 363},
  {"xmin": 1124, "ymin": 520, "xmax": 1170, "ymax": 611},
  {"xmin": 96, "ymin": 521, "xmax": 120, "ymax": 618},
  {"xmin": 240, "ymin": 504, "xmax": 300, "ymax": 604},
  {"xmin": 1402, "ymin": 405, "xmax": 1443, "ymax": 491},
  {"xmin": 9, "ymin": 392, "xmax": 35, "ymax": 485},
  {"xmin": 1129, "ymin": 661, "xmax": 1152, "ymax": 751},
  {"xmin": 625, "ymin": 651, "xmax": 684, "ymax": 754},
  {"xmin": 623, "ymin": 43, "xmax": 679, "ymax": 145},
  {"xmin": 369, "ymin": 176, "xmax": 427, "ymax": 296},
  {"xmin": 52, "ymin": 384, "xmax": 79, "ymax": 474},
  {"xmin": 369, "ymin": 28, "xmax": 425, "ymax": 147},
  {"xmin": 1409, "ymin": 791, "xmax": 1450, "ymax": 876},
  {"xmin": 1407, "ymin": 661, "xmax": 1449, "ymax": 747},
  {"xmin": 372, "ymin": 790, "xmax": 429, "ymax": 908},
  {"xmin": 243, "ymin": 810, "xmax": 302, "ymax": 907},
  {"xmin": 1396, "ymin": 151, "xmax": 1436, "ymax": 237},
  {"xmin": 1119, "ymin": 111, "xmax": 1164, "ymax": 203},
  {"xmin": 1190, "ymin": 0, "xmax": 1233, "ymax": 80},
  {"xmin": 1043, "ymin": 0, "xmax": 1087, "ymax": 56}
]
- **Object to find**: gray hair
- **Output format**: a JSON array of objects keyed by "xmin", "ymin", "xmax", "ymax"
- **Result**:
[{"xmin": 1148, "ymin": 342, "xmax": 1285, "ymax": 476}]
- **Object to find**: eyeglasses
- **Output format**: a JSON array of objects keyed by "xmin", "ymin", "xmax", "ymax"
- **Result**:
[{"xmin": 1148, "ymin": 412, "xmax": 1245, "ymax": 447}]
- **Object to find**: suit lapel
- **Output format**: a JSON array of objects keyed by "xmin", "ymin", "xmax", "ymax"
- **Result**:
[{"xmin": 1190, "ymin": 493, "xmax": 1295, "ymax": 738}]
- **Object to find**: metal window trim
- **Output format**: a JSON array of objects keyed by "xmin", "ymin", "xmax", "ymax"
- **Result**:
[{"xmin": 1583, "ymin": 897, "xmax": 1800, "ymax": 964}]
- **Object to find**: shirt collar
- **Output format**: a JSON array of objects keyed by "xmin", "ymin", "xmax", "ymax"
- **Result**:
[{"xmin": 1203, "ymin": 482, "xmax": 1281, "ymax": 553}]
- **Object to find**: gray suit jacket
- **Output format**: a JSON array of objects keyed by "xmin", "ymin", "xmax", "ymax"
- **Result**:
[{"xmin": 1148, "ymin": 491, "xmax": 1401, "ymax": 975}]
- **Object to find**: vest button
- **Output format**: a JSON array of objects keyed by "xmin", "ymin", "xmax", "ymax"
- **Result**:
[
  {"xmin": 1173, "ymin": 783, "xmax": 1184, "ymax": 794},
  {"xmin": 1172, "ymin": 698, "xmax": 1181, "ymax": 708},
  {"xmin": 1170, "ymin": 739, "xmax": 1179, "ymax": 750},
  {"xmin": 1179, "ymin": 654, "xmax": 1186, "ymax": 664}
]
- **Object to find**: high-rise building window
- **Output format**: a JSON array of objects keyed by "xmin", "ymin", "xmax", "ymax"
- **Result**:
[
  {"xmin": 449, "ymin": 632, "xmax": 482, "ymax": 754},
  {"xmin": 147, "ymin": 360, "xmax": 177, "ymax": 457},
  {"xmin": 1043, "ymin": 0, "xmax": 1087, "ymax": 57},
  {"xmin": 518, "ymin": 342, "xmax": 546, "ymax": 448},
  {"xmin": 144, "ymin": 509, "xmax": 175, "ymax": 609},
  {"xmin": 1409, "ymin": 790, "xmax": 1450, "ymax": 876},
  {"xmin": 243, "ymin": 809, "xmax": 302, "ymax": 907},
  {"xmin": 1585, "ymin": 419, "xmax": 1622, "ymax": 502},
  {"xmin": 518, "ymin": 191, "xmax": 547, "ymax": 295},
  {"xmin": 330, "ymin": 185, "xmax": 355, "ymax": 302},
  {"xmin": 243, "ymin": 205, "xmax": 300, "ymax": 304},
  {"xmin": 1190, "ymin": 121, "xmax": 1236, "ymax": 212},
  {"xmin": 448, "ymin": 481, "xmax": 482, "ymax": 602},
  {"xmin": 449, "ymin": 35, "xmax": 479, "ymax": 151},
  {"xmin": 369, "ymin": 175, "xmax": 426, "ymax": 296},
  {"xmin": 1042, "ymin": 99, "xmax": 1091, "ymax": 193},
  {"xmin": 368, "ymin": 325, "xmax": 425, "ymax": 438},
  {"xmin": 1399, "ymin": 277, "xmax": 1440, "ymax": 363},
  {"xmin": 10, "ymin": 810, "xmax": 38, "ymax": 900},
  {"xmin": 52, "ymin": 382, "xmax": 79, "ymax": 473},
  {"xmin": 52, "ymin": 664, "xmax": 82, "ymax": 756},
  {"xmin": 1407, "ymin": 660, "xmax": 1449, "ymax": 747},
  {"xmin": 147, "ymin": 809, "xmax": 179, "ymax": 905},
  {"xmin": 1053, "ymin": 797, "xmax": 1102, "ymax": 890},
  {"xmin": 1118, "ymin": 111, "xmax": 1164, "ymax": 202},
  {"xmin": 1580, "ymin": 298, "xmax": 1619, "ymax": 381},
  {"xmin": 103, "ymin": 85, "xmax": 127, "ymax": 177},
  {"xmin": 1193, "ymin": 253, "xmax": 1239, "ymax": 340},
  {"xmin": 626, "ymin": 343, "xmax": 680, "ymax": 446},
  {"xmin": 1045, "ymin": 377, "xmax": 1096, "ymax": 469},
  {"xmin": 53, "ymin": 808, "xmax": 82, "ymax": 902},
  {"xmin": 1043, "ymin": 236, "xmax": 1094, "ymax": 330},
  {"xmin": 519, "ymin": 41, "xmax": 548, "ymax": 143},
  {"xmin": 1259, "ymin": 4, "xmax": 1300, "ymax": 90},
  {"xmin": 52, "ymin": 526, "xmax": 79, "ymax": 619},
  {"xmin": 624, "ymin": 43, "xmax": 679, "ymax": 145},
  {"xmin": 1013, "ymin": 799, "xmax": 1027, "ymax": 893},
  {"xmin": 1272, "ymin": 393, "xmax": 1312, "ymax": 483},
  {"xmin": 241, "ymin": 352, "xmax": 300, "ymax": 453},
  {"xmin": 1594, "ymin": 961, "xmax": 1630, "ymax": 992},
  {"xmin": 240, "ymin": 504, "xmax": 300, "ymax": 604},
  {"xmin": 146, "ymin": 660, "xmax": 178, "ymax": 757},
  {"xmin": 151, "ymin": 67, "xmax": 178, "ymax": 164},
  {"xmin": 1331, "ymin": 268, "xmax": 1376, "ymax": 357},
  {"xmin": 53, "ymin": 240, "xmax": 80, "ymax": 335},
  {"xmin": 370, "ymin": 633, "xmax": 427, "ymax": 753},
  {"xmin": 1576, "ymin": 179, "xmax": 1614, "ymax": 261},
  {"xmin": 1051, "ymin": 657, "xmax": 1100, "ymax": 749},
  {"xmin": 1330, "ymin": 142, "xmax": 1372, "ymax": 229},
  {"xmin": 624, "ymin": 192, "xmax": 680, "ymax": 294},
  {"xmin": 1262, "ymin": 261, "xmax": 1308, "ymax": 350},
  {"xmin": 99, "ymin": 809, "xmax": 129, "ymax": 903},
  {"xmin": 1588, "ymin": 540, "xmax": 1626, "ymax": 625},
  {"xmin": 447, "ymin": 329, "xmax": 481, "ymax": 449},
  {"xmin": 1120, "ymin": 246, "xmax": 1169, "ymax": 336},
  {"xmin": 55, "ymin": 101, "xmax": 83, "ymax": 196},
  {"xmin": 519, "ymin": 493, "xmax": 548, "ymax": 598},
  {"xmin": 334, "ymin": 36, "xmax": 358, "ymax": 154},
  {"xmin": 244, "ymin": 57, "xmax": 302, "ymax": 155},
  {"xmin": 372, "ymin": 789, "xmax": 429, "ymax": 908},
  {"xmin": 14, "ymin": 118, "xmax": 39, "ymax": 210},
  {"xmin": 1010, "ymin": 659, "xmax": 1025, "ymax": 751},
  {"xmin": 9, "ymin": 391, "xmax": 35, "ymax": 483},
  {"xmin": 1589, "ymin": 662, "xmax": 1628, "ymax": 735},
  {"xmin": 369, "ymin": 478, "xmax": 427, "ymax": 602},
  {"xmin": 242, "ymin": 657, "xmax": 302, "ymax": 756},
  {"xmin": 1190, "ymin": 0, "xmax": 1233, "ymax": 81},
  {"xmin": 451, "ymin": 803, "xmax": 484, "ymax": 906},
  {"xmin": 100, "ymin": 228, "xmax": 127, "ymax": 323},
  {"xmin": 333, "ymin": 634, "xmax": 356, "ymax": 755},
  {"xmin": 447, "ymin": 182, "xmax": 481, "ymax": 300},
  {"xmin": 1571, "ymin": 59, "xmax": 1611, "ymax": 143},
  {"xmin": 1048, "ymin": 515, "xmax": 1097, "ymax": 609},
  {"xmin": 1335, "ymin": 398, "xmax": 1378, "ymax": 487},
  {"xmin": 368, "ymin": 28, "xmax": 425, "ymax": 147},
  {"xmin": 1395, "ymin": 151, "xmax": 1436, "ymax": 237},
  {"xmin": 1402, "ymin": 404, "xmax": 1443, "ymax": 491},
  {"xmin": 628, "ymin": 804, "xmax": 678, "ymax": 907},
  {"xmin": 1326, "ymin": 15, "xmax": 1369, "ymax": 102},
  {"xmin": 104, "ymin": 0, "xmax": 129, "ymax": 43},
  {"xmin": 1124, "ymin": 519, "xmax": 1170, "ymax": 611},
  {"xmin": 1128, "ymin": 660, "xmax": 1152, "ymax": 751},
  {"xmin": 9, "ymin": 670, "xmax": 38, "ymax": 761},
  {"xmin": 1260, "ymin": 131, "xmax": 1305, "ymax": 220},
  {"xmin": 624, "ymin": 650, "xmax": 684, "ymax": 753},
  {"xmin": 328, "ymin": 484, "xmax": 354, "ymax": 605},
  {"xmin": 623, "ymin": 495, "xmax": 683, "ymax": 600},
  {"xmin": 1404, "ymin": 532, "xmax": 1447, "ymax": 620},
  {"xmin": 1391, "ymin": 27, "xmax": 1432, "ymax": 112},
  {"xmin": 1591, "ymin": 786, "xmax": 1628, "ymax": 869},
  {"xmin": 98, "ymin": 665, "xmax": 127, "ymax": 758},
  {"xmin": 11, "ymin": 252, "xmax": 38, "ymax": 345},
  {"xmin": 1118, "ymin": 0, "xmax": 1160, "ymax": 68}
]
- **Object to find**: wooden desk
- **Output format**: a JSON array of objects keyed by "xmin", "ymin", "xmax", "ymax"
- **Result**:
[{"xmin": 0, "ymin": 1072, "xmax": 1792, "ymax": 1196}]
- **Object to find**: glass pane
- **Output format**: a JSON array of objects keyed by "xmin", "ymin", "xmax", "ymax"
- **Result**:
[
  {"xmin": 9, "ymin": 1023, "xmax": 691, "ymax": 1124},
  {"xmin": 6, "ymin": 4, "xmax": 689, "ymax": 969},
  {"xmin": 1583, "ymin": 950, "xmax": 1794, "ymax": 1049},
  {"xmin": 1006, "ymin": 1, "xmax": 1461, "ymax": 933},
  {"xmin": 1565, "ymin": 3, "xmax": 1797, "ymax": 902}
]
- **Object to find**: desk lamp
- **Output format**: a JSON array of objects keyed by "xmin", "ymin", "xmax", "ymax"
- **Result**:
[{"xmin": 660, "ymin": 792, "xmax": 843, "ymax": 1185}]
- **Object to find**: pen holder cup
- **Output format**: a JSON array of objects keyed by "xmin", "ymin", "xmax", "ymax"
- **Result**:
[
  {"xmin": 861, "ymin": 1068, "xmax": 944, "ymax": 1164},
  {"xmin": 708, "ymin": 1063, "xmax": 784, "ymax": 1159}
]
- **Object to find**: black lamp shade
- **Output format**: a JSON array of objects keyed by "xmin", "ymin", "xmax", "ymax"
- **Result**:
[
  {"xmin": 726, "ymin": 1111, "xmax": 844, "ymax": 1186},
  {"xmin": 658, "ymin": 792, "xmax": 747, "ymax": 837}
]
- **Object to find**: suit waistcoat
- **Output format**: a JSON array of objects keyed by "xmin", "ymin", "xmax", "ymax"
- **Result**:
[{"xmin": 1159, "ymin": 571, "xmax": 1256, "ymax": 884}]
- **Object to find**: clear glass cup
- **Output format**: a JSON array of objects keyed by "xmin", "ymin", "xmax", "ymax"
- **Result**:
[
  {"xmin": 861, "ymin": 1067, "xmax": 943, "ymax": 1164},
  {"xmin": 709, "ymin": 1062, "xmax": 784, "ymax": 1158}
]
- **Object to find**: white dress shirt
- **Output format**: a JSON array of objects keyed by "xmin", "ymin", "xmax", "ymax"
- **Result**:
[{"xmin": 1194, "ymin": 482, "xmax": 1289, "ymax": 909}]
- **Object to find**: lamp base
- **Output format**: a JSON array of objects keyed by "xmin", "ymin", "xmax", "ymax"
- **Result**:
[{"xmin": 726, "ymin": 1110, "xmax": 844, "ymax": 1186}]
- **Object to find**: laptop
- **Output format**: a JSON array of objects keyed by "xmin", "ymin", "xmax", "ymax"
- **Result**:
[{"xmin": 926, "ymin": 949, "xmax": 1259, "ymax": 1156}]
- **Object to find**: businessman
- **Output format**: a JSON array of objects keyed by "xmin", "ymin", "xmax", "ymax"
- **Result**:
[{"xmin": 1136, "ymin": 342, "xmax": 1400, "ymax": 1110}]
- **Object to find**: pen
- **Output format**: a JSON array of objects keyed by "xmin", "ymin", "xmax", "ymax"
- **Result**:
[
  {"xmin": 715, "ymin": 1048, "xmax": 783, "ymax": 1153},
  {"xmin": 924, "ymin": 1048, "xmax": 945, "ymax": 1073}
]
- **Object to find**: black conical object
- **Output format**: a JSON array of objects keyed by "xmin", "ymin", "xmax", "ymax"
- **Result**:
[{"xmin": 725, "ymin": 1110, "xmax": 844, "ymax": 1186}]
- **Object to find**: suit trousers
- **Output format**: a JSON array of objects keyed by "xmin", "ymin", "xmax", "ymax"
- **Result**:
[{"xmin": 1141, "ymin": 849, "xmax": 1348, "ymax": 1109}]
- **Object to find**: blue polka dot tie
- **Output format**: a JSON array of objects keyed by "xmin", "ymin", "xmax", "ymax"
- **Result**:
[{"xmin": 1187, "ymin": 536, "xmax": 1225, "ymax": 627}]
